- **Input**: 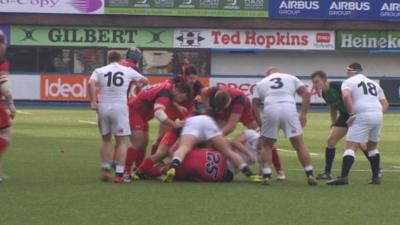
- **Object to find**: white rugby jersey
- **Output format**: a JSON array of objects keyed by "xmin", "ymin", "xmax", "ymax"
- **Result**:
[
  {"xmin": 253, "ymin": 72, "xmax": 305, "ymax": 105},
  {"xmin": 341, "ymin": 74, "xmax": 386, "ymax": 114},
  {"xmin": 90, "ymin": 62, "xmax": 144, "ymax": 103}
]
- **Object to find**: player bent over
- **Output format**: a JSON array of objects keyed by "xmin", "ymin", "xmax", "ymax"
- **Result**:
[
  {"xmin": 252, "ymin": 67, "xmax": 317, "ymax": 186},
  {"xmin": 327, "ymin": 63, "xmax": 388, "ymax": 185},
  {"xmin": 125, "ymin": 82, "xmax": 192, "ymax": 175},
  {"xmin": 164, "ymin": 115, "xmax": 261, "ymax": 183},
  {"xmin": 311, "ymin": 70, "xmax": 381, "ymax": 180},
  {"xmin": 0, "ymin": 32, "xmax": 16, "ymax": 182},
  {"xmin": 89, "ymin": 51, "xmax": 148, "ymax": 183}
]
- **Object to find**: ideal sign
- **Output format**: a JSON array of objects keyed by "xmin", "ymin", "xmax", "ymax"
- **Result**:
[
  {"xmin": 174, "ymin": 29, "xmax": 335, "ymax": 50},
  {"xmin": 40, "ymin": 75, "xmax": 89, "ymax": 101}
]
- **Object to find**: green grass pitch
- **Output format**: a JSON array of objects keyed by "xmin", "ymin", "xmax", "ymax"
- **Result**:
[{"xmin": 1, "ymin": 108, "xmax": 399, "ymax": 225}]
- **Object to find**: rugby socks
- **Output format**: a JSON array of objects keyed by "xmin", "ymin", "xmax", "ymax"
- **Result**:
[
  {"xmin": 115, "ymin": 165, "xmax": 124, "ymax": 177},
  {"xmin": 240, "ymin": 163, "xmax": 254, "ymax": 177},
  {"xmin": 151, "ymin": 136, "xmax": 163, "ymax": 155},
  {"xmin": 135, "ymin": 149, "xmax": 146, "ymax": 169},
  {"xmin": 262, "ymin": 167, "xmax": 272, "ymax": 179},
  {"xmin": 146, "ymin": 165, "xmax": 163, "ymax": 177},
  {"xmin": 124, "ymin": 147, "xmax": 137, "ymax": 174},
  {"xmin": 101, "ymin": 162, "xmax": 112, "ymax": 172},
  {"xmin": 304, "ymin": 165, "xmax": 314, "ymax": 177},
  {"xmin": 171, "ymin": 156, "xmax": 182, "ymax": 169},
  {"xmin": 272, "ymin": 148, "xmax": 283, "ymax": 172},
  {"xmin": 340, "ymin": 149, "xmax": 355, "ymax": 178},
  {"xmin": 325, "ymin": 147, "xmax": 336, "ymax": 174},
  {"xmin": 137, "ymin": 158, "xmax": 155, "ymax": 174},
  {"xmin": 367, "ymin": 149, "xmax": 381, "ymax": 179},
  {"xmin": 0, "ymin": 137, "xmax": 9, "ymax": 154}
]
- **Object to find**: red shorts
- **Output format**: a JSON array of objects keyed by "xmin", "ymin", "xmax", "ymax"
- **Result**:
[
  {"xmin": 160, "ymin": 129, "xmax": 179, "ymax": 148},
  {"xmin": 0, "ymin": 107, "xmax": 10, "ymax": 129},
  {"xmin": 129, "ymin": 110, "xmax": 149, "ymax": 132}
]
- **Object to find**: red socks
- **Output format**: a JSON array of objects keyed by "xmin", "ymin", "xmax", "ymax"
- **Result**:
[
  {"xmin": 0, "ymin": 137, "xmax": 9, "ymax": 154},
  {"xmin": 151, "ymin": 136, "xmax": 163, "ymax": 155},
  {"xmin": 137, "ymin": 158, "xmax": 154, "ymax": 174},
  {"xmin": 124, "ymin": 147, "xmax": 137, "ymax": 174},
  {"xmin": 272, "ymin": 148, "xmax": 283, "ymax": 172}
]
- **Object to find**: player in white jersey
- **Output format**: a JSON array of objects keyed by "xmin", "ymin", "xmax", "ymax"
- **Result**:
[
  {"xmin": 252, "ymin": 67, "xmax": 317, "ymax": 186},
  {"xmin": 89, "ymin": 51, "xmax": 148, "ymax": 183},
  {"xmin": 327, "ymin": 63, "xmax": 388, "ymax": 185}
]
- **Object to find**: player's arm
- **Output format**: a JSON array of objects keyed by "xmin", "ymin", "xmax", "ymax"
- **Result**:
[
  {"xmin": 88, "ymin": 70, "xmax": 99, "ymax": 111},
  {"xmin": 252, "ymin": 98, "xmax": 262, "ymax": 128},
  {"xmin": 172, "ymin": 101, "xmax": 189, "ymax": 115},
  {"xmin": 221, "ymin": 112, "xmax": 241, "ymax": 136},
  {"xmin": 380, "ymin": 99, "xmax": 389, "ymax": 112},
  {"xmin": 200, "ymin": 87, "xmax": 211, "ymax": 112},
  {"xmin": 296, "ymin": 85, "xmax": 310, "ymax": 127},
  {"xmin": 231, "ymin": 132, "xmax": 258, "ymax": 163},
  {"xmin": 154, "ymin": 102, "xmax": 184, "ymax": 129},
  {"xmin": 0, "ymin": 80, "xmax": 16, "ymax": 119},
  {"xmin": 342, "ymin": 89, "xmax": 353, "ymax": 115},
  {"xmin": 329, "ymin": 105, "xmax": 337, "ymax": 125}
]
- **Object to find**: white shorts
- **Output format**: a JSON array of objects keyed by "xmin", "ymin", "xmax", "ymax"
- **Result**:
[
  {"xmin": 181, "ymin": 115, "xmax": 222, "ymax": 142},
  {"xmin": 97, "ymin": 102, "xmax": 131, "ymax": 136},
  {"xmin": 346, "ymin": 112, "xmax": 383, "ymax": 143},
  {"xmin": 261, "ymin": 103, "xmax": 302, "ymax": 139}
]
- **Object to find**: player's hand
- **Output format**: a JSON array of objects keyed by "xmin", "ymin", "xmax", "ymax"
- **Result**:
[
  {"xmin": 173, "ymin": 120, "xmax": 185, "ymax": 129},
  {"xmin": 176, "ymin": 105, "xmax": 188, "ymax": 115},
  {"xmin": 346, "ymin": 115, "xmax": 356, "ymax": 127},
  {"xmin": 8, "ymin": 103, "xmax": 16, "ymax": 120},
  {"xmin": 299, "ymin": 114, "xmax": 307, "ymax": 128},
  {"xmin": 250, "ymin": 153, "xmax": 258, "ymax": 164},
  {"xmin": 90, "ymin": 101, "xmax": 98, "ymax": 112}
]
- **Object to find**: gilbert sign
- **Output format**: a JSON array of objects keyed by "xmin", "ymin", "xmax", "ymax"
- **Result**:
[
  {"xmin": 174, "ymin": 29, "xmax": 335, "ymax": 50},
  {"xmin": 0, "ymin": 0, "xmax": 104, "ymax": 14}
]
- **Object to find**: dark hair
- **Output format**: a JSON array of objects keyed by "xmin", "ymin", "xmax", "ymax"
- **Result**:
[
  {"xmin": 184, "ymin": 65, "xmax": 198, "ymax": 77},
  {"xmin": 174, "ymin": 82, "xmax": 193, "ymax": 100},
  {"xmin": 311, "ymin": 70, "xmax": 327, "ymax": 80},
  {"xmin": 214, "ymin": 91, "xmax": 231, "ymax": 112},
  {"xmin": 108, "ymin": 51, "xmax": 121, "ymax": 63}
]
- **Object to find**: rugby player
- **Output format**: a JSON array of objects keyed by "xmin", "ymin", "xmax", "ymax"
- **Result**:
[
  {"xmin": 125, "ymin": 81, "xmax": 192, "ymax": 175},
  {"xmin": 119, "ymin": 47, "xmax": 145, "ymax": 97},
  {"xmin": 89, "ymin": 51, "xmax": 148, "ymax": 183},
  {"xmin": 164, "ymin": 115, "xmax": 261, "ymax": 183},
  {"xmin": 311, "ymin": 70, "xmax": 381, "ymax": 180},
  {"xmin": 252, "ymin": 67, "xmax": 317, "ymax": 186},
  {"xmin": 0, "ymin": 31, "xmax": 16, "ymax": 183},
  {"xmin": 327, "ymin": 63, "xmax": 388, "ymax": 185}
]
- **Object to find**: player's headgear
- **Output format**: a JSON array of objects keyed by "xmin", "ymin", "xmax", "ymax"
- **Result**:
[
  {"xmin": 126, "ymin": 47, "xmax": 142, "ymax": 63},
  {"xmin": 347, "ymin": 62, "xmax": 363, "ymax": 72}
]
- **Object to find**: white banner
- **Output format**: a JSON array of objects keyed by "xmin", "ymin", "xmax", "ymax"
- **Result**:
[
  {"xmin": 0, "ymin": 0, "xmax": 104, "ymax": 14},
  {"xmin": 210, "ymin": 77, "xmax": 328, "ymax": 104},
  {"xmin": 9, "ymin": 75, "xmax": 41, "ymax": 100},
  {"xmin": 174, "ymin": 29, "xmax": 335, "ymax": 50}
]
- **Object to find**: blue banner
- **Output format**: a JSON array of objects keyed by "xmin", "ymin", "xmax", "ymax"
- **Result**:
[{"xmin": 269, "ymin": 0, "xmax": 400, "ymax": 21}]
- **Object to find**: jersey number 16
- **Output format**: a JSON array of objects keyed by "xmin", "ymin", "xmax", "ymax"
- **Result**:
[{"xmin": 104, "ymin": 72, "xmax": 124, "ymax": 87}]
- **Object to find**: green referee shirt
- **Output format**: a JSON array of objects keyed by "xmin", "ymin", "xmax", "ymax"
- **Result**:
[{"xmin": 321, "ymin": 81, "xmax": 348, "ymax": 113}]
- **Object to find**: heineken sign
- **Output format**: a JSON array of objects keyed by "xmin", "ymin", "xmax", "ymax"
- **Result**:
[
  {"xmin": 337, "ymin": 31, "xmax": 400, "ymax": 50},
  {"xmin": 11, "ymin": 25, "xmax": 173, "ymax": 48}
]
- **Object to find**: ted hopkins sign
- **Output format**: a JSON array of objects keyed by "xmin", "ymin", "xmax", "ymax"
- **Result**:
[
  {"xmin": 174, "ymin": 29, "xmax": 335, "ymax": 50},
  {"xmin": 10, "ymin": 25, "xmax": 173, "ymax": 48},
  {"xmin": 269, "ymin": 0, "xmax": 400, "ymax": 21},
  {"xmin": 0, "ymin": 0, "xmax": 104, "ymax": 14},
  {"xmin": 337, "ymin": 31, "xmax": 400, "ymax": 50}
]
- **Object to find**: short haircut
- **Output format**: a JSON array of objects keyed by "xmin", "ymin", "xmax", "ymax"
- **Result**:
[
  {"xmin": 174, "ymin": 82, "xmax": 193, "ymax": 100},
  {"xmin": 108, "ymin": 51, "xmax": 122, "ymax": 63},
  {"xmin": 215, "ymin": 91, "xmax": 231, "ymax": 112},
  {"xmin": 311, "ymin": 70, "xmax": 327, "ymax": 80},
  {"xmin": 184, "ymin": 65, "xmax": 198, "ymax": 76}
]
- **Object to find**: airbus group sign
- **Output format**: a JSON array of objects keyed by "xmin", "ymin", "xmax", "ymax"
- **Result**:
[{"xmin": 269, "ymin": 0, "xmax": 400, "ymax": 21}]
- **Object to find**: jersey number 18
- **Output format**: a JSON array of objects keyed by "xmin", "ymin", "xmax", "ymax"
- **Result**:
[{"xmin": 358, "ymin": 81, "xmax": 377, "ymax": 96}]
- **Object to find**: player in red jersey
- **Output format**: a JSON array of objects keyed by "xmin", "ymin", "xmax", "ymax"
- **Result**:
[
  {"xmin": 0, "ymin": 32, "xmax": 16, "ymax": 182},
  {"xmin": 149, "ymin": 65, "xmax": 204, "ymax": 155},
  {"xmin": 125, "ymin": 81, "xmax": 192, "ymax": 175},
  {"xmin": 201, "ymin": 86, "xmax": 258, "ymax": 135},
  {"xmin": 119, "ymin": 47, "xmax": 146, "ymax": 97}
]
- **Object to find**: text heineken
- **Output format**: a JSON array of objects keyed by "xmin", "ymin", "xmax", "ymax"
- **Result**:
[{"xmin": 339, "ymin": 32, "xmax": 400, "ymax": 49}]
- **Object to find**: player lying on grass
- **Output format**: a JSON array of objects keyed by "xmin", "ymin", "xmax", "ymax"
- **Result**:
[
  {"xmin": 311, "ymin": 70, "xmax": 382, "ymax": 180},
  {"xmin": 327, "ymin": 63, "xmax": 389, "ymax": 185},
  {"xmin": 150, "ymin": 65, "xmax": 204, "ymax": 155},
  {"xmin": 0, "ymin": 31, "xmax": 16, "ymax": 183},
  {"xmin": 164, "ymin": 115, "xmax": 262, "ymax": 183},
  {"xmin": 252, "ymin": 67, "xmax": 317, "ymax": 186},
  {"xmin": 88, "ymin": 51, "xmax": 148, "ymax": 183},
  {"xmin": 125, "ymin": 81, "xmax": 192, "ymax": 177},
  {"xmin": 137, "ymin": 129, "xmax": 285, "ymax": 182},
  {"xmin": 201, "ymin": 85, "xmax": 286, "ymax": 179}
]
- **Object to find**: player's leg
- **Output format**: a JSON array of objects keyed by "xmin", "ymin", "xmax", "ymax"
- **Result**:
[
  {"xmin": 126, "ymin": 129, "xmax": 148, "ymax": 174},
  {"xmin": 99, "ymin": 133, "xmax": 113, "ymax": 181},
  {"xmin": 318, "ymin": 126, "xmax": 347, "ymax": 180},
  {"xmin": 271, "ymin": 148, "xmax": 286, "ymax": 181},
  {"xmin": 260, "ymin": 136, "xmax": 276, "ymax": 185},
  {"xmin": 0, "ymin": 125, "xmax": 12, "ymax": 182},
  {"xmin": 113, "ymin": 135, "xmax": 130, "ymax": 183},
  {"xmin": 365, "ymin": 141, "xmax": 381, "ymax": 184},
  {"xmin": 289, "ymin": 135, "xmax": 317, "ymax": 186},
  {"xmin": 326, "ymin": 141, "xmax": 359, "ymax": 185}
]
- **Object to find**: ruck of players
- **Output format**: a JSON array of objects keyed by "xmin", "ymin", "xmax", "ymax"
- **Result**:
[{"xmin": 86, "ymin": 47, "xmax": 388, "ymax": 186}]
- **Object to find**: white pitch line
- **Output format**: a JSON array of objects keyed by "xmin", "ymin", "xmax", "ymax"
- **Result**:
[
  {"xmin": 278, "ymin": 148, "xmax": 319, "ymax": 156},
  {"xmin": 78, "ymin": 120, "xmax": 97, "ymax": 125},
  {"xmin": 17, "ymin": 110, "xmax": 33, "ymax": 115},
  {"xmin": 289, "ymin": 169, "xmax": 400, "ymax": 173},
  {"xmin": 392, "ymin": 166, "xmax": 400, "ymax": 169}
]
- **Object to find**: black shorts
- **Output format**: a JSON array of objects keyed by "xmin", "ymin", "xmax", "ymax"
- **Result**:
[{"xmin": 333, "ymin": 113, "xmax": 350, "ymax": 128}]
